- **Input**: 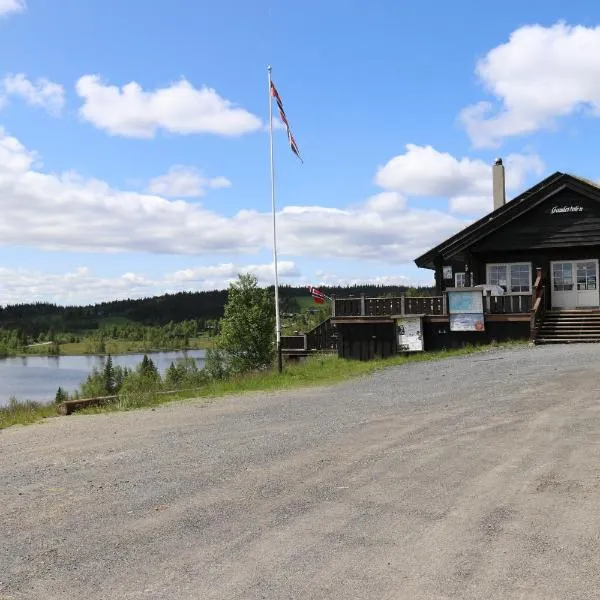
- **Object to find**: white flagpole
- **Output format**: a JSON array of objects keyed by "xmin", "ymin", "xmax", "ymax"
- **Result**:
[{"xmin": 268, "ymin": 65, "xmax": 283, "ymax": 373}]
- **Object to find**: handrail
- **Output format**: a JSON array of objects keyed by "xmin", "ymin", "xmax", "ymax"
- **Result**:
[{"xmin": 530, "ymin": 267, "xmax": 546, "ymax": 342}]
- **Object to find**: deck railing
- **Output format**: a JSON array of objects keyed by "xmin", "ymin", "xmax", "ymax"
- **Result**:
[
  {"xmin": 334, "ymin": 292, "xmax": 534, "ymax": 317},
  {"xmin": 483, "ymin": 293, "xmax": 532, "ymax": 314},
  {"xmin": 334, "ymin": 295, "xmax": 446, "ymax": 317}
]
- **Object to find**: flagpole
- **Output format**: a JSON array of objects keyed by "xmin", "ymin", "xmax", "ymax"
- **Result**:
[{"xmin": 268, "ymin": 65, "xmax": 283, "ymax": 373}]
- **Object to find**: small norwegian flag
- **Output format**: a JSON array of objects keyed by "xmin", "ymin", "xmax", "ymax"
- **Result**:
[{"xmin": 308, "ymin": 285, "xmax": 328, "ymax": 304}]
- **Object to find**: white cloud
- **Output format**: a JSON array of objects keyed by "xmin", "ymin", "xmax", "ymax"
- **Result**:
[
  {"xmin": 0, "ymin": 262, "xmax": 301, "ymax": 306},
  {"xmin": 375, "ymin": 144, "xmax": 544, "ymax": 214},
  {"xmin": 146, "ymin": 166, "xmax": 232, "ymax": 198},
  {"xmin": 2, "ymin": 74, "xmax": 65, "ymax": 116},
  {"xmin": 168, "ymin": 261, "xmax": 299, "ymax": 286},
  {"xmin": 0, "ymin": 128, "xmax": 473, "ymax": 263},
  {"xmin": 364, "ymin": 192, "xmax": 407, "ymax": 212},
  {"xmin": 75, "ymin": 75, "xmax": 263, "ymax": 138},
  {"xmin": 0, "ymin": 0, "xmax": 25, "ymax": 17},
  {"xmin": 460, "ymin": 23, "xmax": 600, "ymax": 147}
]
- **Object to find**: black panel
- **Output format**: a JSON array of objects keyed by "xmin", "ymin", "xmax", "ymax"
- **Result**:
[
  {"xmin": 423, "ymin": 319, "xmax": 530, "ymax": 351},
  {"xmin": 473, "ymin": 190, "xmax": 600, "ymax": 252},
  {"xmin": 336, "ymin": 322, "xmax": 396, "ymax": 360}
]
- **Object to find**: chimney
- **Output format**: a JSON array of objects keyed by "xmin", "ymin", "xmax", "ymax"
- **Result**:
[{"xmin": 492, "ymin": 157, "xmax": 506, "ymax": 211}]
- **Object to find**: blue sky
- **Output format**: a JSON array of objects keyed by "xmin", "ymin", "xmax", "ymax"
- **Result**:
[{"xmin": 1, "ymin": 0, "xmax": 600, "ymax": 304}]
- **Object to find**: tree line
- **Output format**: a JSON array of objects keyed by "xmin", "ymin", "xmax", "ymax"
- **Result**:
[{"xmin": 0, "ymin": 284, "xmax": 434, "ymax": 332}]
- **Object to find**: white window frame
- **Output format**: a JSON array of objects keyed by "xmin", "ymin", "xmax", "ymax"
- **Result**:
[
  {"xmin": 486, "ymin": 262, "xmax": 532, "ymax": 295},
  {"xmin": 454, "ymin": 272, "xmax": 466, "ymax": 288}
]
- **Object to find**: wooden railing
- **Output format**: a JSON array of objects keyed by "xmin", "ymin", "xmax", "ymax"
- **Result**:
[
  {"xmin": 530, "ymin": 267, "xmax": 546, "ymax": 342},
  {"xmin": 334, "ymin": 296, "xmax": 445, "ymax": 317},
  {"xmin": 403, "ymin": 296, "xmax": 445, "ymax": 315},
  {"xmin": 483, "ymin": 294, "xmax": 532, "ymax": 314},
  {"xmin": 280, "ymin": 318, "xmax": 337, "ymax": 353},
  {"xmin": 280, "ymin": 335, "xmax": 306, "ymax": 351},
  {"xmin": 334, "ymin": 289, "xmax": 538, "ymax": 319},
  {"xmin": 306, "ymin": 318, "xmax": 337, "ymax": 351}
]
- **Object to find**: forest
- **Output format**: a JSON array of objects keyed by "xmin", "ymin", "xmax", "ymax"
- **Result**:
[{"xmin": 0, "ymin": 284, "xmax": 435, "ymax": 355}]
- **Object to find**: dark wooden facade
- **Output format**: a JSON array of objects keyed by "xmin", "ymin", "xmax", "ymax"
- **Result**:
[
  {"xmin": 330, "ymin": 171, "xmax": 600, "ymax": 359},
  {"xmin": 416, "ymin": 173, "xmax": 600, "ymax": 312}
]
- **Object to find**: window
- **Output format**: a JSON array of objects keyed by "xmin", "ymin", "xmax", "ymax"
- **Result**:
[
  {"xmin": 553, "ymin": 262, "xmax": 573, "ymax": 291},
  {"xmin": 577, "ymin": 261, "xmax": 597, "ymax": 291},
  {"xmin": 455, "ymin": 272, "xmax": 466, "ymax": 288},
  {"xmin": 487, "ymin": 263, "xmax": 531, "ymax": 294}
]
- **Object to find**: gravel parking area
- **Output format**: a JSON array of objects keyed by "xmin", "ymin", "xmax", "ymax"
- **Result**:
[{"xmin": 3, "ymin": 344, "xmax": 600, "ymax": 599}]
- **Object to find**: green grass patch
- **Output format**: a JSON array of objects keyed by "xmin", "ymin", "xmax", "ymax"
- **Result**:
[{"xmin": 0, "ymin": 397, "xmax": 58, "ymax": 429}]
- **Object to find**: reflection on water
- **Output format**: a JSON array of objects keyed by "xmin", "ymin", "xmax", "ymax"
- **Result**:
[{"xmin": 0, "ymin": 350, "xmax": 206, "ymax": 406}]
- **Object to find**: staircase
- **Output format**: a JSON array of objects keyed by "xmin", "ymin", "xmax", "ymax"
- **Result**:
[{"xmin": 536, "ymin": 309, "xmax": 600, "ymax": 344}]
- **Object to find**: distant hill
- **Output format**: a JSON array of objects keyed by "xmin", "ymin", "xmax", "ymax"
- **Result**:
[{"xmin": 0, "ymin": 284, "xmax": 435, "ymax": 336}]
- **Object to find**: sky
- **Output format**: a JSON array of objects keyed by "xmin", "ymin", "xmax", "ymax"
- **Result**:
[{"xmin": 2, "ymin": 0, "xmax": 600, "ymax": 304}]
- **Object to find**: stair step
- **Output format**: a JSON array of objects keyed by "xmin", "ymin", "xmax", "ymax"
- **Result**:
[
  {"xmin": 536, "ymin": 339, "xmax": 600, "ymax": 344},
  {"xmin": 540, "ymin": 327, "xmax": 600, "ymax": 330},
  {"xmin": 535, "ymin": 309, "xmax": 600, "ymax": 344}
]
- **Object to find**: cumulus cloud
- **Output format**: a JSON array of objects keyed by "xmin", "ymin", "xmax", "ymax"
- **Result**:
[
  {"xmin": 364, "ymin": 192, "xmax": 407, "ymax": 213},
  {"xmin": 76, "ymin": 75, "xmax": 263, "ymax": 138},
  {"xmin": 0, "ymin": 128, "xmax": 472, "ymax": 262},
  {"xmin": 460, "ymin": 23, "xmax": 600, "ymax": 147},
  {"xmin": 2, "ymin": 73, "xmax": 65, "ymax": 116},
  {"xmin": 146, "ymin": 166, "xmax": 232, "ymax": 198},
  {"xmin": 375, "ymin": 144, "xmax": 544, "ymax": 214},
  {"xmin": 0, "ymin": 262, "xmax": 301, "ymax": 305},
  {"xmin": 0, "ymin": 0, "xmax": 25, "ymax": 17}
]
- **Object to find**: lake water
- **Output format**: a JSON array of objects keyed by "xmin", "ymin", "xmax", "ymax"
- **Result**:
[{"xmin": 0, "ymin": 350, "xmax": 206, "ymax": 407}]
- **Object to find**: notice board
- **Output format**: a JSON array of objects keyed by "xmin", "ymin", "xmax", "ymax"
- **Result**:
[
  {"xmin": 396, "ymin": 316, "xmax": 424, "ymax": 352},
  {"xmin": 447, "ymin": 289, "xmax": 485, "ymax": 332}
]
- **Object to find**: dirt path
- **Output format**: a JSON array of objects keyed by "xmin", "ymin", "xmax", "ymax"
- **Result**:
[{"xmin": 2, "ymin": 344, "xmax": 600, "ymax": 599}]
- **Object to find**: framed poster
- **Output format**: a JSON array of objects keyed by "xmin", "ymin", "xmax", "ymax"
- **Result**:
[
  {"xmin": 447, "ymin": 289, "xmax": 485, "ymax": 332},
  {"xmin": 450, "ymin": 313, "xmax": 485, "ymax": 332},
  {"xmin": 443, "ymin": 265, "xmax": 453, "ymax": 280},
  {"xmin": 396, "ymin": 316, "xmax": 423, "ymax": 352}
]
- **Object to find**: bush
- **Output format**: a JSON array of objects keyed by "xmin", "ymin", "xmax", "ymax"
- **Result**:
[
  {"xmin": 118, "ymin": 370, "xmax": 161, "ymax": 409},
  {"xmin": 164, "ymin": 357, "xmax": 207, "ymax": 389},
  {"xmin": 216, "ymin": 273, "xmax": 275, "ymax": 375},
  {"xmin": 203, "ymin": 347, "xmax": 230, "ymax": 381}
]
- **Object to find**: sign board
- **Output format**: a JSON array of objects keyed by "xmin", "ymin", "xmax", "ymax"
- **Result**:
[
  {"xmin": 450, "ymin": 313, "xmax": 485, "ymax": 332},
  {"xmin": 396, "ymin": 316, "xmax": 423, "ymax": 352},
  {"xmin": 448, "ymin": 290, "xmax": 483, "ymax": 314},
  {"xmin": 447, "ymin": 289, "xmax": 485, "ymax": 332}
]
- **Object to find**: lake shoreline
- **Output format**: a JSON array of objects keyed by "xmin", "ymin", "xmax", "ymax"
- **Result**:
[{"xmin": 0, "ymin": 350, "xmax": 207, "ymax": 407}]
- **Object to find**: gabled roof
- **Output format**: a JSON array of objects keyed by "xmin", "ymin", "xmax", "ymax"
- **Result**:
[{"xmin": 414, "ymin": 172, "xmax": 600, "ymax": 269}]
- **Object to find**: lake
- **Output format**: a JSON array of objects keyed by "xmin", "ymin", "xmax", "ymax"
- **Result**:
[{"xmin": 0, "ymin": 350, "xmax": 206, "ymax": 407}]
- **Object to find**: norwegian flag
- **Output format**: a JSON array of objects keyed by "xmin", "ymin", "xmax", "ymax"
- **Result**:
[
  {"xmin": 308, "ymin": 285, "xmax": 328, "ymax": 304},
  {"xmin": 270, "ymin": 81, "xmax": 302, "ymax": 162}
]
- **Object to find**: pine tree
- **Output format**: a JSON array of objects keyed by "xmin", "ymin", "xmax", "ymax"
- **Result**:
[
  {"xmin": 104, "ymin": 354, "xmax": 116, "ymax": 394},
  {"xmin": 55, "ymin": 387, "xmax": 68, "ymax": 404}
]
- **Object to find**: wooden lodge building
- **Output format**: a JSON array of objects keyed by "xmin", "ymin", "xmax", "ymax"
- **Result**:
[{"xmin": 326, "ymin": 160, "xmax": 600, "ymax": 359}]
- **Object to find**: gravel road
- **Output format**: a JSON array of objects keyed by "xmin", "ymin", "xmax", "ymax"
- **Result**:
[{"xmin": 3, "ymin": 344, "xmax": 600, "ymax": 599}]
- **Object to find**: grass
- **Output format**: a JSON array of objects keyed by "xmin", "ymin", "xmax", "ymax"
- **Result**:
[
  {"xmin": 0, "ymin": 339, "xmax": 527, "ymax": 430},
  {"xmin": 0, "ymin": 397, "xmax": 59, "ymax": 429}
]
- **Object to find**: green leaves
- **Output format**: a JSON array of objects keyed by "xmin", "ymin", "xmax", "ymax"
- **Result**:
[{"xmin": 215, "ymin": 274, "xmax": 276, "ymax": 375}]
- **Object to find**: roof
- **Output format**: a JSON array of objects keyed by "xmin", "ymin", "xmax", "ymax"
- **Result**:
[{"xmin": 414, "ymin": 171, "xmax": 600, "ymax": 269}]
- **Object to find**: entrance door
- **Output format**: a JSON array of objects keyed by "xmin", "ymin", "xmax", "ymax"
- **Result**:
[{"xmin": 551, "ymin": 260, "xmax": 599, "ymax": 308}]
